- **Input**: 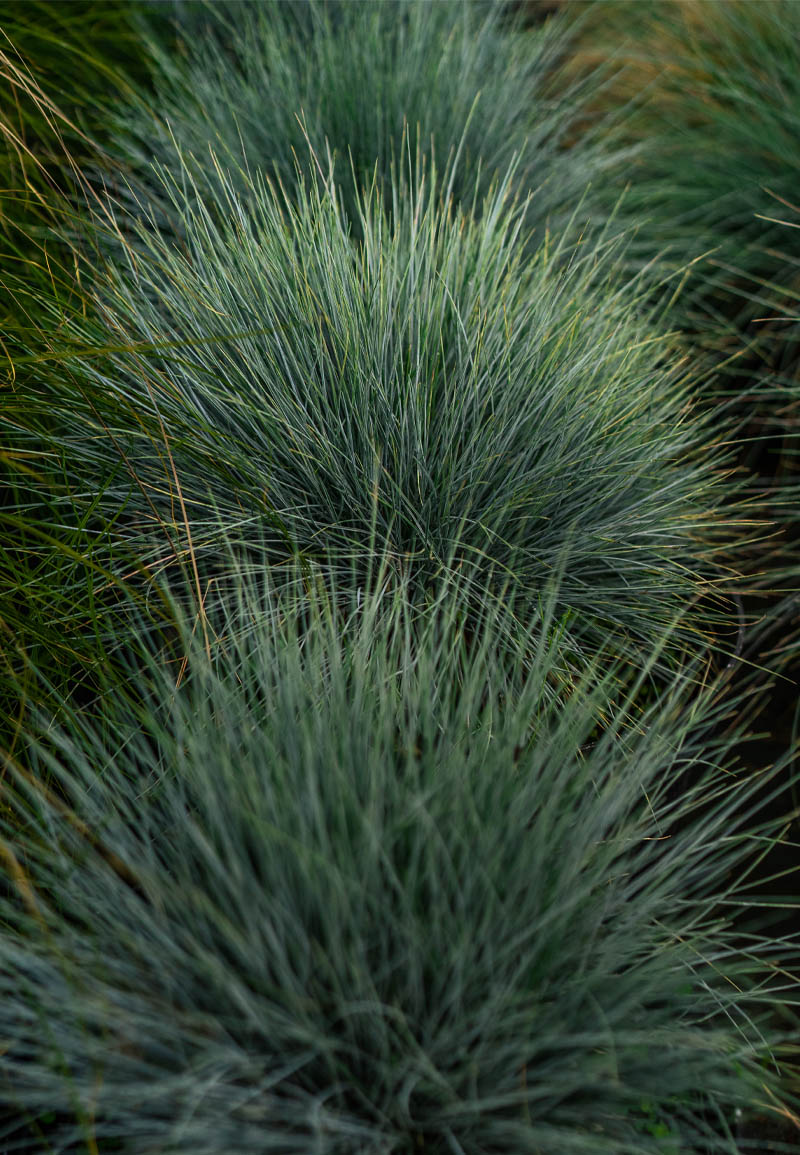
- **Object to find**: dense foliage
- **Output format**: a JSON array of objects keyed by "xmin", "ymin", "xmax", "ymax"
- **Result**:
[
  {"xmin": 14, "ymin": 153, "xmax": 744, "ymax": 671},
  {"xmin": 119, "ymin": 0, "xmax": 619, "ymax": 233},
  {"xmin": 1, "ymin": 580, "xmax": 793, "ymax": 1154},
  {"xmin": 1, "ymin": 2, "xmax": 798, "ymax": 1151}
]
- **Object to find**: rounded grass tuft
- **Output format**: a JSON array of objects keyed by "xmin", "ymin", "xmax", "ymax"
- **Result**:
[
  {"xmin": 1, "ymin": 577, "xmax": 795, "ymax": 1154},
  {"xmin": 120, "ymin": 0, "xmax": 619, "ymax": 235},
  {"xmin": 18, "ymin": 153, "xmax": 749, "ymax": 673}
]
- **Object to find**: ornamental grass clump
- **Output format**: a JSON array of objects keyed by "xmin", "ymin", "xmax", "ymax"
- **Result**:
[
  {"xmin": 121, "ymin": 0, "xmax": 617, "ymax": 233},
  {"xmin": 1, "ymin": 576, "xmax": 796, "ymax": 1153},
  {"xmin": 23, "ymin": 152, "xmax": 747, "ymax": 672}
]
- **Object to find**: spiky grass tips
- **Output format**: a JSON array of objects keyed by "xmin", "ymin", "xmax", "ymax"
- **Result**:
[
  {"xmin": 121, "ymin": 0, "xmax": 615, "ymax": 233},
  {"xmin": 25, "ymin": 149, "xmax": 745, "ymax": 673},
  {"xmin": 0, "ymin": 577, "xmax": 795, "ymax": 1154}
]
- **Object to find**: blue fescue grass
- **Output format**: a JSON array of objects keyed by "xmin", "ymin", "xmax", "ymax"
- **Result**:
[
  {"xmin": 118, "ymin": 0, "xmax": 623, "ymax": 236},
  {"xmin": 1, "ymin": 572, "xmax": 798, "ymax": 1153},
  {"xmin": 1, "ymin": 7, "xmax": 798, "ymax": 1150},
  {"xmin": 9, "ymin": 146, "xmax": 755, "ymax": 677}
]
